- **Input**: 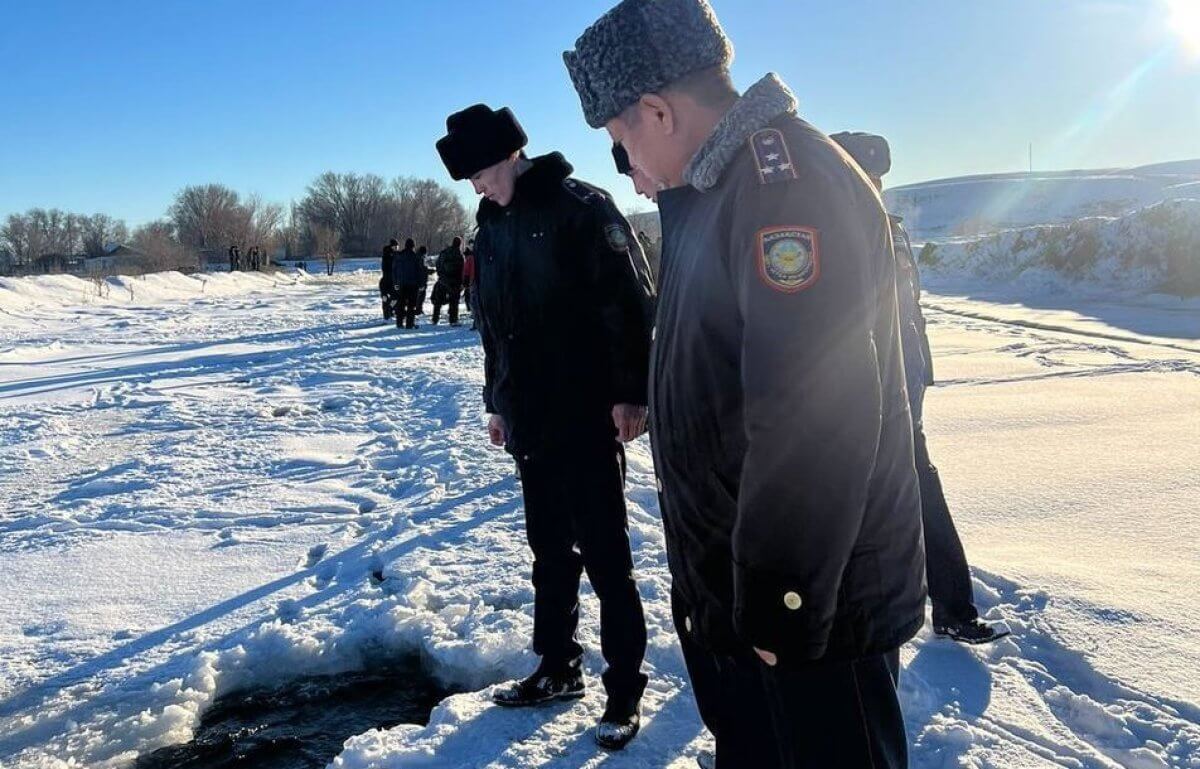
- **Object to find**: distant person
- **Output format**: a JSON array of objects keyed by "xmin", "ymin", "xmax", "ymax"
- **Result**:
[
  {"xmin": 414, "ymin": 245, "xmax": 434, "ymax": 314},
  {"xmin": 325, "ymin": 251, "xmax": 336, "ymax": 276},
  {"xmin": 463, "ymin": 239, "xmax": 477, "ymax": 329},
  {"xmin": 432, "ymin": 236, "xmax": 466, "ymax": 325},
  {"xmin": 392, "ymin": 238, "xmax": 424, "ymax": 329},
  {"xmin": 228, "ymin": 244, "xmax": 241, "ymax": 272},
  {"xmin": 832, "ymin": 131, "xmax": 1009, "ymax": 645},
  {"xmin": 380, "ymin": 238, "xmax": 399, "ymax": 320}
]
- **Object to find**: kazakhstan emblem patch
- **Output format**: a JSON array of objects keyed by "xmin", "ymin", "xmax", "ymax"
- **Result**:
[{"xmin": 757, "ymin": 226, "xmax": 820, "ymax": 293}]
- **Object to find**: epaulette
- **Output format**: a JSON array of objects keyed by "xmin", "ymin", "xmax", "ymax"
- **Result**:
[
  {"xmin": 749, "ymin": 128, "xmax": 798, "ymax": 185},
  {"xmin": 563, "ymin": 177, "xmax": 608, "ymax": 205}
]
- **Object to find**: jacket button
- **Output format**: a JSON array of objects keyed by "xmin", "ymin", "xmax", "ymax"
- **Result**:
[
  {"xmin": 783, "ymin": 591, "xmax": 803, "ymax": 611},
  {"xmin": 684, "ymin": 616, "xmax": 693, "ymax": 633}
]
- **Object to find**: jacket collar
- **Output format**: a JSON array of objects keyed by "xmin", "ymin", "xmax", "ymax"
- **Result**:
[
  {"xmin": 683, "ymin": 73, "xmax": 798, "ymax": 193},
  {"xmin": 478, "ymin": 152, "xmax": 574, "ymax": 222}
]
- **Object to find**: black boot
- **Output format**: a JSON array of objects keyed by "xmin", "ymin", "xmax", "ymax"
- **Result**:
[
  {"xmin": 595, "ymin": 672, "xmax": 646, "ymax": 750},
  {"xmin": 595, "ymin": 705, "xmax": 641, "ymax": 751},
  {"xmin": 493, "ymin": 661, "xmax": 585, "ymax": 707},
  {"xmin": 934, "ymin": 617, "xmax": 1011, "ymax": 644}
]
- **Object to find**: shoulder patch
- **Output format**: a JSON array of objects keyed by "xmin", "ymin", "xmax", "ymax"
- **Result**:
[
  {"xmin": 757, "ymin": 226, "xmax": 820, "ymax": 293},
  {"xmin": 603, "ymin": 223, "xmax": 631, "ymax": 253},
  {"xmin": 563, "ymin": 177, "xmax": 606, "ymax": 205},
  {"xmin": 750, "ymin": 128, "xmax": 798, "ymax": 185}
]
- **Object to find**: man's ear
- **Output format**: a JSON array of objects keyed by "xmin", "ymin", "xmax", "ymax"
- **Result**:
[{"xmin": 639, "ymin": 93, "xmax": 675, "ymax": 136}]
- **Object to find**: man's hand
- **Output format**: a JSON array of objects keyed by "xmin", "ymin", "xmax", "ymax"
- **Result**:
[
  {"xmin": 754, "ymin": 647, "xmax": 778, "ymax": 666},
  {"xmin": 612, "ymin": 403, "xmax": 648, "ymax": 443},
  {"xmin": 487, "ymin": 414, "xmax": 507, "ymax": 447}
]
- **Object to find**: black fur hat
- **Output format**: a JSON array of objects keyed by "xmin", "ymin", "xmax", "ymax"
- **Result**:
[
  {"xmin": 830, "ymin": 132, "xmax": 892, "ymax": 177},
  {"xmin": 436, "ymin": 104, "xmax": 528, "ymax": 180}
]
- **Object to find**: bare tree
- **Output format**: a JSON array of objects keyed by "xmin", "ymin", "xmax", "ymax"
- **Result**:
[
  {"xmin": 81, "ymin": 214, "xmax": 130, "ymax": 257},
  {"xmin": 170, "ymin": 184, "xmax": 242, "ymax": 251},
  {"xmin": 131, "ymin": 220, "xmax": 194, "ymax": 272}
]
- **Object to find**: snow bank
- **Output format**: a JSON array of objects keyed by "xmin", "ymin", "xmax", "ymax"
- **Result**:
[
  {"xmin": 885, "ymin": 163, "xmax": 1200, "ymax": 240},
  {"xmin": 917, "ymin": 199, "xmax": 1200, "ymax": 295},
  {"xmin": 0, "ymin": 269, "xmax": 310, "ymax": 317}
]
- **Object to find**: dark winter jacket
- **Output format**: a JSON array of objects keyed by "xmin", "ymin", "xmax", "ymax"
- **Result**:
[
  {"xmin": 474, "ymin": 152, "xmax": 655, "ymax": 455},
  {"xmin": 392, "ymin": 246, "xmax": 425, "ymax": 287},
  {"xmin": 891, "ymin": 215, "xmax": 935, "ymax": 425},
  {"xmin": 381, "ymin": 244, "xmax": 397, "ymax": 281},
  {"xmin": 650, "ymin": 74, "xmax": 926, "ymax": 664},
  {"xmin": 435, "ymin": 245, "xmax": 466, "ymax": 286}
]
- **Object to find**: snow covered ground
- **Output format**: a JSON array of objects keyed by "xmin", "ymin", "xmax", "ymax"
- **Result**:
[{"xmin": 1, "ymin": 270, "xmax": 1198, "ymax": 768}]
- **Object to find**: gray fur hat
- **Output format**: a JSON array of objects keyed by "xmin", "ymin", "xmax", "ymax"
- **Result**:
[{"xmin": 563, "ymin": 0, "xmax": 733, "ymax": 129}]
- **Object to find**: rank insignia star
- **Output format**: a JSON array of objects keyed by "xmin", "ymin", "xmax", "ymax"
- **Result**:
[{"xmin": 750, "ymin": 128, "xmax": 798, "ymax": 185}]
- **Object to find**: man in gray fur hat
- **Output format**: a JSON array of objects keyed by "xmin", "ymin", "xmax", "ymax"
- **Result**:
[{"xmin": 565, "ymin": 2, "xmax": 927, "ymax": 767}]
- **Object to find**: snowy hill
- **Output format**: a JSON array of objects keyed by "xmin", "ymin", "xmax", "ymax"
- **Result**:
[
  {"xmin": 884, "ymin": 159, "xmax": 1200, "ymax": 241},
  {"xmin": 917, "ymin": 199, "xmax": 1200, "ymax": 295}
]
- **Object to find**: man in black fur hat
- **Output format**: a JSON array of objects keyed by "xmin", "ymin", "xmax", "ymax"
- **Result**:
[{"xmin": 436, "ymin": 103, "xmax": 655, "ymax": 750}]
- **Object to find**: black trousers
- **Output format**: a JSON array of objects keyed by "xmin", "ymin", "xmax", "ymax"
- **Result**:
[
  {"xmin": 396, "ymin": 284, "xmax": 421, "ymax": 329},
  {"xmin": 432, "ymin": 282, "xmax": 462, "ymax": 325},
  {"xmin": 912, "ymin": 424, "xmax": 978, "ymax": 626},
  {"xmin": 516, "ymin": 442, "xmax": 648, "ymax": 706},
  {"xmin": 675, "ymin": 593, "xmax": 906, "ymax": 769},
  {"xmin": 379, "ymin": 277, "xmax": 394, "ymax": 318}
]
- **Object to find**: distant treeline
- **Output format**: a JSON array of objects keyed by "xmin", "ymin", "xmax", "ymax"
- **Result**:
[{"xmin": 0, "ymin": 173, "xmax": 471, "ymax": 276}]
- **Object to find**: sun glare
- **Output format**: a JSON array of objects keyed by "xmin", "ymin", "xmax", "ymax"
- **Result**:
[{"xmin": 1168, "ymin": 0, "xmax": 1200, "ymax": 56}]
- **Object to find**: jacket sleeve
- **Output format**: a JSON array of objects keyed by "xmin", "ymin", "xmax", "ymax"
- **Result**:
[
  {"xmin": 582, "ymin": 199, "xmax": 656, "ymax": 407},
  {"xmin": 727, "ymin": 175, "xmax": 890, "ymax": 660},
  {"xmin": 474, "ymin": 244, "xmax": 498, "ymax": 413}
]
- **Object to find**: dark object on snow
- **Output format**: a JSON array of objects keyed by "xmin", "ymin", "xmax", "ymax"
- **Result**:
[
  {"xmin": 830, "ymin": 131, "xmax": 892, "ymax": 177},
  {"xmin": 436, "ymin": 104, "xmax": 527, "ymax": 180},
  {"xmin": 392, "ymin": 242, "xmax": 425, "ymax": 329},
  {"xmin": 563, "ymin": 0, "xmax": 733, "ymax": 128}
]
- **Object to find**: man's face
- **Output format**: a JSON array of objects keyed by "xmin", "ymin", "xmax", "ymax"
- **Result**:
[
  {"xmin": 470, "ymin": 156, "xmax": 518, "ymax": 206},
  {"xmin": 628, "ymin": 167, "xmax": 658, "ymax": 202},
  {"xmin": 605, "ymin": 99, "xmax": 690, "ymax": 191}
]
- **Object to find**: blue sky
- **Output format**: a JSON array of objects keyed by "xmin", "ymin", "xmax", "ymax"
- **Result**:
[{"xmin": 1, "ymin": 0, "xmax": 1197, "ymax": 226}]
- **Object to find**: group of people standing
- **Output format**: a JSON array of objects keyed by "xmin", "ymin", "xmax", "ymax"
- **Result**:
[
  {"xmin": 227, "ymin": 244, "xmax": 266, "ymax": 271},
  {"xmin": 379, "ymin": 237, "xmax": 475, "ymax": 329},
  {"xmin": 410, "ymin": 0, "xmax": 1010, "ymax": 766}
]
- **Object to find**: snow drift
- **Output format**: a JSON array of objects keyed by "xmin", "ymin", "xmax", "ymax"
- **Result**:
[
  {"xmin": 0, "ymin": 269, "xmax": 309, "ymax": 318},
  {"xmin": 917, "ymin": 199, "xmax": 1200, "ymax": 295},
  {"xmin": 885, "ymin": 160, "xmax": 1200, "ymax": 241}
]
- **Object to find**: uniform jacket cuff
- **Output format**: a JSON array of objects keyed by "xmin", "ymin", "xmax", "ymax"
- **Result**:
[{"xmin": 732, "ymin": 559, "xmax": 831, "ymax": 661}]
